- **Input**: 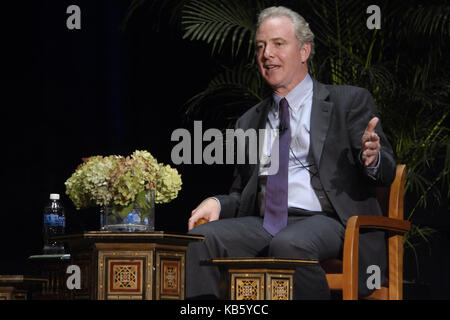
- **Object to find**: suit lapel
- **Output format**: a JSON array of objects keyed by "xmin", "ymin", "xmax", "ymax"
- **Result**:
[
  {"xmin": 251, "ymin": 97, "xmax": 272, "ymax": 170},
  {"xmin": 244, "ymin": 97, "xmax": 272, "ymax": 187},
  {"xmin": 255, "ymin": 97, "xmax": 273, "ymax": 131},
  {"xmin": 310, "ymin": 80, "xmax": 333, "ymax": 168},
  {"xmin": 238, "ymin": 98, "xmax": 271, "ymax": 215}
]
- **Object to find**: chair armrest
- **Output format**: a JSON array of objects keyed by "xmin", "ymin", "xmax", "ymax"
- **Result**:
[
  {"xmin": 341, "ymin": 215, "xmax": 410, "ymax": 300},
  {"xmin": 347, "ymin": 215, "xmax": 410, "ymax": 234},
  {"xmin": 194, "ymin": 218, "xmax": 210, "ymax": 228}
]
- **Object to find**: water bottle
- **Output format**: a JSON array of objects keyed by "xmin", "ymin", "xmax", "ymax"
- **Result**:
[{"xmin": 43, "ymin": 193, "xmax": 65, "ymax": 254}]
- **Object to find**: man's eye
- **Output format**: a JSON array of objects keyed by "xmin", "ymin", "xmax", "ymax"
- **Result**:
[{"xmin": 276, "ymin": 42, "xmax": 283, "ymax": 46}]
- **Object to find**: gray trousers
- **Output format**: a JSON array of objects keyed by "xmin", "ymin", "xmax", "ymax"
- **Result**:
[{"xmin": 186, "ymin": 211, "xmax": 345, "ymax": 299}]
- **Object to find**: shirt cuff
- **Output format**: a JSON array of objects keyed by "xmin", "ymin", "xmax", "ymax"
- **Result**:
[{"xmin": 363, "ymin": 151, "xmax": 381, "ymax": 179}]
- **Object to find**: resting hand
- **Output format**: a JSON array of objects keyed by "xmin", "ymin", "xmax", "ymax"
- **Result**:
[
  {"xmin": 188, "ymin": 198, "xmax": 220, "ymax": 231},
  {"xmin": 361, "ymin": 117, "xmax": 381, "ymax": 167}
]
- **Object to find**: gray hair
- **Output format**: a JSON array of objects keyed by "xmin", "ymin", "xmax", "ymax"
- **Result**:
[{"xmin": 256, "ymin": 6, "xmax": 315, "ymax": 61}]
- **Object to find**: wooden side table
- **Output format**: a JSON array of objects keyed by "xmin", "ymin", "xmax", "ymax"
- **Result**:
[
  {"xmin": 26, "ymin": 254, "xmax": 71, "ymax": 299},
  {"xmin": 56, "ymin": 231, "xmax": 204, "ymax": 300},
  {"xmin": 204, "ymin": 257, "xmax": 318, "ymax": 300},
  {"xmin": 0, "ymin": 275, "xmax": 48, "ymax": 300}
]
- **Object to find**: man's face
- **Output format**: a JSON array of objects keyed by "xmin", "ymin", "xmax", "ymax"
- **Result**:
[{"xmin": 255, "ymin": 16, "xmax": 310, "ymax": 96}]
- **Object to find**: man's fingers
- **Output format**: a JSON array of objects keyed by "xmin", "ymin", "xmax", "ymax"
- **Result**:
[
  {"xmin": 365, "ymin": 158, "xmax": 376, "ymax": 167},
  {"xmin": 369, "ymin": 132, "xmax": 379, "ymax": 142},
  {"xmin": 361, "ymin": 118, "xmax": 380, "ymax": 168},
  {"xmin": 363, "ymin": 149, "xmax": 378, "ymax": 158},
  {"xmin": 364, "ymin": 117, "xmax": 379, "ymax": 136},
  {"xmin": 364, "ymin": 139, "xmax": 379, "ymax": 150},
  {"xmin": 189, "ymin": 208, "xmax": 201, "ymax": 230},
  {"xmin": 188, "ymin": 214, "xmax": 198, "ymax": 231},
  {"xmin": 362, "ymin": 151, "xmax": 378, "ymax": 166}
]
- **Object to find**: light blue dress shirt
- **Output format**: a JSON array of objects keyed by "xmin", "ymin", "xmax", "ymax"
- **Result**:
[{"xmin": 260, "ymin": 73, "xmax": 322, "ymax": 211}]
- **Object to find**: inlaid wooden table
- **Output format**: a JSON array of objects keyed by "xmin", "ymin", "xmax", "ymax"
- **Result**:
[
  {"xmin": 55, "ymin": 231, "xmax": 204, "ymax": 300},
  {"xmin": 0, "ymin": 275, "xmax": 48, "ymax": 300},
  {"xmin": 204, "ymin": 257, "xmax": 318, "ymax": 300},
  {"xmin": 27, "ymin": 253, "xmax": 71, "ymax": 299}
]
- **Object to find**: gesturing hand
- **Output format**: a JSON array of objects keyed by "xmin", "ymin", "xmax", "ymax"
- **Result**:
[{"xmin": 361, "ymin": 117, "xmax": 381, "ymax": 167}]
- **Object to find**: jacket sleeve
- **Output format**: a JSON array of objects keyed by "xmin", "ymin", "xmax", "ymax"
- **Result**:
[
  {"xmin": 214, "ymin": 167, "xmax": 243, "ymax": 219},
  {"xmin": 346, "ymin": 88, "xmax": 396, "ymax": 186},
  {"xmin": 212, "ymin": 119, "xmax": 245, "ymax": 219}
]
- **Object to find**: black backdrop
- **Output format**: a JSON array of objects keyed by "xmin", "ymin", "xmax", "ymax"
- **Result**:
[
  {"xmin": 1, "ymin": 0, "xmax": 449, "ymax": 299},
  {"xmin": 1, "ymin": 0, "xmax": 234, "ymax": 272}
]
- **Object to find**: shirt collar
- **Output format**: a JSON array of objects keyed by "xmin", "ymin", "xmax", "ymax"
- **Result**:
[{"xmin": 272, "ymin": 73, "xmax": 313, "ymax": 114}]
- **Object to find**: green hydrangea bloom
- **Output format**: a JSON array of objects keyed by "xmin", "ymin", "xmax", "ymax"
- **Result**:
[
  {"xmin": 65, "ymin": 150, "xmax": 182, "ymax": 211},
  {"xmin": 156, "ymin": 165, "xmax": 182, "ymax": 204},
  {"xmin": 65, "ymin": 156, "xmax": 115, "ymax": 209}
]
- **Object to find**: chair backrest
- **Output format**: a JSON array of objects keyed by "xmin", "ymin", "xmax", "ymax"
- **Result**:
[{"xmin": 376, "ymin": 164, "xmax": 407, "ymax": 220}]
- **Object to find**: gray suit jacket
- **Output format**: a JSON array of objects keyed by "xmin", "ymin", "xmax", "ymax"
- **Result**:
[{"xmin": 216, "ymin": 80, "xmax": 396, "ymax": 296}]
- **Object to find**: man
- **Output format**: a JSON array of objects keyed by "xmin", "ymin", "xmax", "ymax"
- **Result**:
[{"xmin": 186, "ymin": 6, "xmax": 396, "ymax": 299}]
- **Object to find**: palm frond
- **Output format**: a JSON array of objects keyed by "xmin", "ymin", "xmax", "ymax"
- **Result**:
[
  {"xmin": 403, "ymin": 4, "xmax": 450, "ymax": 38},
  {"xmin": 121, "ymin": 0, "xmax": 190, "ymax": 31},
  {"xmin": 404, "ymin": 224, "xmax": 438, "ymax": 249},
  {"xmin": 307, "ymin": 0, "xmax": 369, "ymax": 46},
  {"xmin": 121, "ymin": 0, "xmax": 146, "ymax": 30},
  {"xmin": 444, "ymin": 142, "xmax": 450, "ymax": 197},
  {"xmin": 183, "ymin": 63, "xmax": 269, "ymax": 126},
  {"xmin": 386, "ymin": 106, "xmax": 449, "ymax": 221},
  {"xmin": 181, "ymin": 0, "xmax": 257, "ymax": 57},
  {"xmin": 305, "ymin": 0, "xmax": 391, "ymax": 85}
]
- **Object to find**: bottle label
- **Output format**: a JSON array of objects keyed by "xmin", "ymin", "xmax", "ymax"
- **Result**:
[{"xmin": 44, "ymin": 214, "xmax": 65, "ymax": 227}]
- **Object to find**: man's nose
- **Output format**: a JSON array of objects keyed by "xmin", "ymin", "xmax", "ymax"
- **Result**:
[{"xmin": 263, "ymin": 44, "xmax": 274, "ymax": 59}]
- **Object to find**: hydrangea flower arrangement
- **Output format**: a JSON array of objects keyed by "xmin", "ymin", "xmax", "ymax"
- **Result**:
[{"xmin": 65, "ymin": 150, "xmax": 182, "ymax": 218}]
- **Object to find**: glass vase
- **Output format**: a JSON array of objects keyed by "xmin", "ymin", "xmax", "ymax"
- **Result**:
[{"xmin": 100, "ymin": 189, "xmax": 155, "ymax": 232}]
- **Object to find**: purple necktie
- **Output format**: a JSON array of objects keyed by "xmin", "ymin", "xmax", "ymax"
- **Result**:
[{"xmin": 263, "ymin": 98, "xmax": 291, "ymax": 235}]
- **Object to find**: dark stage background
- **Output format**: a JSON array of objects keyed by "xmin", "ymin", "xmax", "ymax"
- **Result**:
[
  {"xmin": 2, "ymin": 0, "xmax": 234, "ymax": 270},
  {"xmin": 1, "ymin": 0, "xmax": 448, "ymax": 299}
]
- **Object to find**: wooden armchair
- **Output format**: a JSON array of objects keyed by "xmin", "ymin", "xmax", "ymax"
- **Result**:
[
  {"xmin": 195, "ymin": 164, "xmax": 411, "ymax": 300},
  {"xmin": 322, "ymin": 164, "xmax": 411, "ymax": 299}
]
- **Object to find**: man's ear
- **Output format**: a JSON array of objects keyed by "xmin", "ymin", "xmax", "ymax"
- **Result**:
[{"xmin": 300, "ymin": 43, "xmax": 311, "ymax": 63}]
